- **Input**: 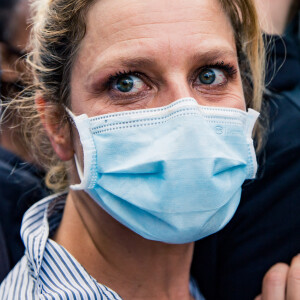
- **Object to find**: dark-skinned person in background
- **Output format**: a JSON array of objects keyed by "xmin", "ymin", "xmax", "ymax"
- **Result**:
[
  {"xmin": 192, "ymin": 0, "xmax": 300, "ymax": 299},
  {"xmin": 0, "ymin": 0, "xmax": 49, "ymax": 282}
]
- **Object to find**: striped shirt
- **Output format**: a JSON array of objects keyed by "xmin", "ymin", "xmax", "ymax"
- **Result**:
[{"xmin": 0, "ymin": 193, "xmax": 205, "ymax": 299}]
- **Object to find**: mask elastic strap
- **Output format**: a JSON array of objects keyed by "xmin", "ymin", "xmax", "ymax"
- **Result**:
[
  {"xmin": 74, "ymin": 154, "xmax": 84, "ymax": 182},
  {"xmin": 65, "ymin": 106, "xmax": 84, "ymax": 181},
  {"xmin": 64, "ymin": 105, "xmax": 97, "ymax": 190},
  {"xmin": 64, "ymin": 106, "xmax": 76, "ymax": 121},
  {"xmin": 246, "ymin": 109, "xmax": 260, "ymax": 138},
  {"xmin": 246, "ymin": 108, "xmax": 260, "ymax": 179}
]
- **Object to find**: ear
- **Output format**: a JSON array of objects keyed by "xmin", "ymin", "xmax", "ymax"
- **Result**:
[{"xmin": 35, "ymin": 97, "xmax": 74, "ymax": 161}]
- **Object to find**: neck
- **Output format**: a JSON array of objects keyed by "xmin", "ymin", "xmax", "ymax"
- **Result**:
[{"xmin": 53, "ymin": 190, "xmax": 195, "ymax": 300}]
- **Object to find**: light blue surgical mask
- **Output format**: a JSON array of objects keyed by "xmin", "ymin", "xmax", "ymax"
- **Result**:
[{"xmin": 67, "ymin": 98, "xmax": 259, "ymax": 244}]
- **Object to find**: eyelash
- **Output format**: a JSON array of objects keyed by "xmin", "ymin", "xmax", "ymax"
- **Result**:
[
  {"xmin": 106, "ymin": 61, "xmax": 237, "ymax": 89},
  {"xmin": 107, "ymin": 71, "xmax": 142, "ymax": 87},
  {"xmin": 199, "ymin": 61, "xmax": 237, "ymax": 78}
]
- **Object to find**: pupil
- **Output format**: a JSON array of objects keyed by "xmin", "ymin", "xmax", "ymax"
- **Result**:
[
  {"xmin": 116, "ymin": 76, "xmax": 134, "ymax": 92},
  {"xmin": 199, "ymin": 69, "xmax": 216, "ymax": 84}
]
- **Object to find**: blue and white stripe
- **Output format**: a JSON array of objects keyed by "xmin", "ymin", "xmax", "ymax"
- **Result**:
[{"xmin": 0, "ymin": 193, "xmax": 204, "ymax": 299}]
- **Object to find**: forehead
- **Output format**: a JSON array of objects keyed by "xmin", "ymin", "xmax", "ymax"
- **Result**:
[{"xmin": 81, "ymin": 0, "xmax": 236, "ymax": 56}]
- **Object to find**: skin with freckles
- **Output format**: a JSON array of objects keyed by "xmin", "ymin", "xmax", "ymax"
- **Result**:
[{"xmin": 47, "ymin": 0, "xmax": 246, "ymax": 299}]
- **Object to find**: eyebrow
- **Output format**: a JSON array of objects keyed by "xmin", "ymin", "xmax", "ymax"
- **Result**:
[
  {"xmin": 190, "ymin": 49, "xmax": 238, "ymax": 64},
  {"xmin": 86, "ymin": 48, "xmax": 238, "ymax": 87},
  {"xmin": 97, "ymin": 56, "xmax": 156, "ymax": 71},
  {"xmin": 97, "ymin": 49, "xmax": 237, "ymax": 69}
]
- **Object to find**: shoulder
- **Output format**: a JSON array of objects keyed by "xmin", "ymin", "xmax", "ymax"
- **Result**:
[
  {"xmin": 0, "ymin": 256, "xmax": 38, "ymax": 300},
  {"xmin": 0, "ymin": 147, "xmax": 46, "ymax": 190},
  {"xmin": 0, "ymin": 148, "xmax": 48, "ymax": 211}
]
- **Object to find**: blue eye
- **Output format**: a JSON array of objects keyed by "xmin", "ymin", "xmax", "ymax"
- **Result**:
[
  {"xmin": 198, "ymin": 68, "xmax": 226, "ymax": 85},
  {"xmin": 113, "ymin": 75, "xmax": 145, "ymax": 93}
]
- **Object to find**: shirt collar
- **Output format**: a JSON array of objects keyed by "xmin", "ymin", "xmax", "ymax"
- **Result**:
[
  {"xmin": 20, "ymin": 193, "xmax": 204, "ymax": 299},
  {"xmin": 21, "ymin": 192, "xmax": 66, "ymax": 278}
]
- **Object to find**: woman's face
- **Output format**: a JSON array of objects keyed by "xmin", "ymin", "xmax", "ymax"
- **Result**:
[{"xmin": 70, "ymin": 0, "xmax": 245, "ymax": 117}]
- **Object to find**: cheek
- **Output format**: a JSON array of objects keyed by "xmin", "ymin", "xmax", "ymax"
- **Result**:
[
  {"xmin": 195, "ymin": 84, "xmax": 246, "ymax": 110},
  {"xmin": 225, "ymin": 75, "xmax": 246, "ymax": 111},
  {"xmin": 223, "ymin": 93, "xmax": 246, "ymax": 110}
]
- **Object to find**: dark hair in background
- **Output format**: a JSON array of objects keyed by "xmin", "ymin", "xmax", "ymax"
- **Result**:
[
  {"xmin": 0, "ymin": 0, "xmax": 25, "ymax": 93},
  {"xmin": 0, "ymin": 0, "xmax": 18, "ymax": 7},
  {"xmin": 288, "ymin": 0, "xmax": 300, "ymax": 24},
  {"xmin": 0, "ymin": 0, "xmax": 19, "ymax": 42}
]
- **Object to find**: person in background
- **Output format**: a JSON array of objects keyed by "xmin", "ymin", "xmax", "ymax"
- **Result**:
[
  {"xmin": 192, "ymin": 0, "xmax": 300, "ymax": 299},
  {"xmin": 0, "ymin": 0, "xmax": 49, "ymax": 282}
]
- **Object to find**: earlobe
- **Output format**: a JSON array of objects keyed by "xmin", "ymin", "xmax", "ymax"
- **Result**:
[{"xmin": 35, "ymin": 97, "xmax": 74, "ymax": 161}]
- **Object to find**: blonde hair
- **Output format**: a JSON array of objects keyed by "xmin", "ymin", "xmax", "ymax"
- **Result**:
[{"xmin": 8, "ymin": 0, "xmax": 265, "ymax": 192}]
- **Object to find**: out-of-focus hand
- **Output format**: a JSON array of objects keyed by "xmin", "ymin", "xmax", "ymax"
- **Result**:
[{"xmin": 255, "ymin": 255, "xmax": 300, "ymax": 300}]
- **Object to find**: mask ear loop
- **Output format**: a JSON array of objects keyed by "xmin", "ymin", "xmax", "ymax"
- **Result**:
[
  {"xmin": 64, "ymin": 105, "xmax": 97, "ymax": 190},
  {"xmin": 64, "ymin": 106, "xmax": 83, "ymax": 181},
  {"xmin": 64, "ymin": 106, "xmax": 76, "ymax": 121},
  {"xmin": 74, "ymin": 153, "xmax": 84, "ymax": 182},
  {"xmin": 245, "ymin": 108, "xmax": 260, "ymax": 179}
]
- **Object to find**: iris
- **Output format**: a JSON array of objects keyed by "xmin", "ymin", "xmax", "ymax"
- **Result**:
[
  {"xmin": 116, "ymin": 75, "xmax": 134, "ymax": 92},
  {"xmin": 199, "ymin": 68, "xmax": 216, "ymax": 84}
]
